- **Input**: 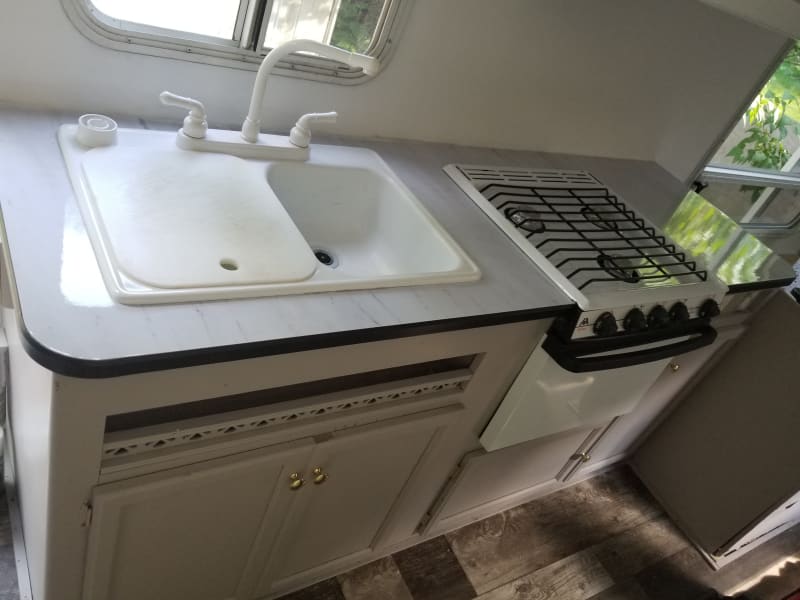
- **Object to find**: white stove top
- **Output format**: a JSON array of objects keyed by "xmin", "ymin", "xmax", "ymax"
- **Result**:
[{"xmin": 445, "ymin": 164, "xmax": 728, "ymax": 317}]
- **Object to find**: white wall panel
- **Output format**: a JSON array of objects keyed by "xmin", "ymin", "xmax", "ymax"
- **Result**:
[{"xmin": 0, "ymin": 0, "xmax": 787, "ymax": 181}]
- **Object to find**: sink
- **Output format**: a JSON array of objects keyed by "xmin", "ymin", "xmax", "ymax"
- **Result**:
[
  {"xmin": 266, "ymin": 146, "xmax": 479, "ymax": 285},
  {"xmin": 58, "ymin": 126, "xmax": 479, "ymax": 305}
]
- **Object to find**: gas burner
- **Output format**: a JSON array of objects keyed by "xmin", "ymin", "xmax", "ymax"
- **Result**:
[
  {"xmin": 581, "ymin": 205, "xmax": 619, "ymax": 231},
  {"xmin": 505, "ymin": 207, "xmax": 546, "ymax": 234},
  {"xmin": 597, "ymin": 254, "xmax": 641, "ymax": 284},
  {"xmin": 445, "ymin": 165, "xmax": 729, "ymax": 340},
  {"xmin": 446, "ymin": 164, "xmax": 722, "ymax": 311}
]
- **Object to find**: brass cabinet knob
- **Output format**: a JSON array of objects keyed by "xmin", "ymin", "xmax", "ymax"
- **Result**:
[
  {"xmin": 312, "ymin": 467, "xmax": 328, "ymax": 485},
  {"xmin": 669, "ymin": 362, "xmax": 680, "ymax": 373},
  {"xmin": 289, "ymin": 472, "xmax": 304, "ymax": 490}
]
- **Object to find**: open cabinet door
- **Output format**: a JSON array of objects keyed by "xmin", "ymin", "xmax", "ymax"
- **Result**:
[{"xmin": 633, "ymin": 295, "xmax": 800, "ymax": 562}]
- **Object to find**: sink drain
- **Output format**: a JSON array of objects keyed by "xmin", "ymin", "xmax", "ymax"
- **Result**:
[
  {"xmin": 313, "ymin": 248, "xmax": 338, "ymax": 268},
  {"xmin": 219, "ymin": 258, "xmax": 239, "ymax": 271}
]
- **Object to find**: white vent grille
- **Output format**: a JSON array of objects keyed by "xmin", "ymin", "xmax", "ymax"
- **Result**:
[
  {"xmin": 102, "ymin": 373, "xmax": 470, "ymax": 460},
  {"xmin": 454, "ymin": 165, "xmax": 603, "ymax": 188}
]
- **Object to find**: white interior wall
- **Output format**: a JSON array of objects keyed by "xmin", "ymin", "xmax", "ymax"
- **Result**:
[{"xmin": 0, "ymin": 0, "xmax": 787, "ymax": 181}]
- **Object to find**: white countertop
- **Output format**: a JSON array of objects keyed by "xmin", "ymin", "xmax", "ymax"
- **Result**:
[{"xmin": 0, "ymin": 108, "xmax": 789, "ymax": 377}]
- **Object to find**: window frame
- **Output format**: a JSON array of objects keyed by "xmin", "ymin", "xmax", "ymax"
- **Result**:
[
  {"xmin": 61, "ymin": 0, "xmax": 408, "ymax": 83},
  {"xmin": 696, "ymin": 40, "xmax": 800, "ymax": 231},
  {"xmin": 700, "ymin": 164, "xmax": 800, "ymax": 229}
]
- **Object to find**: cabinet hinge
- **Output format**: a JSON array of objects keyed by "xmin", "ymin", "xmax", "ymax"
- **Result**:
[
  {"xmin": 416, "ymin": 511, "xmax": 433, "ymax": 532},
  {"xmin": 82, "ymin": 503, "xmax": 93, "ymax": 527},
  {"xmin": 415, "ymin": 455, "xmax": 471, "ymax": 534}
]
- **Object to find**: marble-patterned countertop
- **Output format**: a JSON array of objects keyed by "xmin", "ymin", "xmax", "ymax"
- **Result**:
[{"xmin": 0, "ymin": 108, "xmax": 793, "ymax": 377}]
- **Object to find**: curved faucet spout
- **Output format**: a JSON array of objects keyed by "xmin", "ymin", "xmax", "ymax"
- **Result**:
[{"xmin": 241, "ymin": 39, "xmax": 380, "ymax": 143}]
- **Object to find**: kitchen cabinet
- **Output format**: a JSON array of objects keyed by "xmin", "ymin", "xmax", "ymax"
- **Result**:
[
  {"xmin": 81, "ymin": 438, "xmax": 314, "ymax": 600},
  {"xmin": 424, "ymin": 323, "xmax": 747, "ymax": 536},
  {"xmin": 633, "ymin": 292, "xmax": 800, "ymax": 568},
  {"xmin": 580, "ymin": 323, "xmax": 746, "ymax": 465},
  {"xmin": 425, "ymin": 426, "xmax": 597, "ymax": 535},
  {"xmin": 1, "ymin": 297, "xmax": 549, "ymax": 600},
  {"xmin": 82, "ymin": 405, "xmax": 462, "ymax": 600},
  {"xmin": 253, "ymin": 405, "xmax": 461, "ymax": 597},
  {"xmin": 718, "ymin": 488, "xmax": 800, "ymax": 567}
]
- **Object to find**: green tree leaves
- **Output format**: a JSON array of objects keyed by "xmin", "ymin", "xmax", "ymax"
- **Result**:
[
  {"xmin": 727, "ymin": 87, "xmax": 797, "ymax": 201},
  {"xmin": 330, "ymin": 0, "xmax": 385, "ymax": 54}
]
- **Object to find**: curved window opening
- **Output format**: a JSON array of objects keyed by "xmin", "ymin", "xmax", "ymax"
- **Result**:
[
  {"xmin": 700, "ymin": 42, "xmax": 800, "ymax": 230},
  {"xmin": 62, "ymin": 0, "xmax": 407, "ymax": 82}
]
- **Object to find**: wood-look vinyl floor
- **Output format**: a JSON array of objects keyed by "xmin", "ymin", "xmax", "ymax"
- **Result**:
[
  {"xmin": 0, "ymin": 468, "xmax": 798, "ymax": 600},
  {"xmin": 0, "ymin": 487, "xmax": 18, "ymax": 600},
  {"xmin": 282, "ymin": 468, "xmax": 800, "ymax": 600}
]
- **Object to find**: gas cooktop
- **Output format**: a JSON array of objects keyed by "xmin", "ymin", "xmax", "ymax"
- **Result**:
[{"xmin": 445, "ymin": 164, "xmax": 728, "ymax": 338}]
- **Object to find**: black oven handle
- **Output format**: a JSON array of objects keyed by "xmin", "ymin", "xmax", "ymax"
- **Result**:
[{"xmin": 542, "ymin": 324, "xmax": 717, "ymax": 373}]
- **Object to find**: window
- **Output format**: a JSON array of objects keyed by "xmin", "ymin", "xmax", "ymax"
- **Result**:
[
  {"xmin": 698, "ymin": 42, "xmax": 800, "ymax": 229},
  {"xmin": 90, "ymin": 0, "xmax": 243, "ymax": 39},
  {"xmin": 62, "ymin": 0, "xmax": 406, "ymax": 81}
]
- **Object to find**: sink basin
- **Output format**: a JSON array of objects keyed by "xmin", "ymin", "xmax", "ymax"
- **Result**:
[
  {"xmin": 266, "ymin": 146, "xmax": 480, "ymax": 286},
  {"xmin": 58, "ymin": 127, "xmax": 479, "ymax": 304}
]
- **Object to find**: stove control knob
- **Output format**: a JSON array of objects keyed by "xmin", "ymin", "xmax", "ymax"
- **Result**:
[
  {"xmin": 623, "ymin": 308, "xmax": 647, "ymax": 332},
  {"xmin": 593, "ymin": 312, "xmax": 618, "ymax": 336},
  {"xmin": 669, "ymin": 302, "xmax": 690, "ymax": 323},
  {"xmin": 647, "ymin": 305, "xmax": 670, "ymax": 329},
  {"xmin": 699, "ymin": 298, "xmax": 721, "ymax": 320}
]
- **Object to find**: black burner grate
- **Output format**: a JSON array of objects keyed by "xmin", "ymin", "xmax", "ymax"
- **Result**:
[{"xmin": 479, "ymin": 183, "xmax": 708, "ymax": 291}]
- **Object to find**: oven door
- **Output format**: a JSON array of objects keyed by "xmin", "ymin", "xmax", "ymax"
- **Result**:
[{"xmin": 480, "ymin": 322, "xmax": 716, "ymax": 452}]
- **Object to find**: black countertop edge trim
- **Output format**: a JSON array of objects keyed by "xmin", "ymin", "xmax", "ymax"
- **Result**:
[
  {"xmin": 20, "ymin": 304, "xmax": 575, "ymax": 379},
  {"xmin": 726, "ymin": 278, "xmax": 796, "ymax": 294}
]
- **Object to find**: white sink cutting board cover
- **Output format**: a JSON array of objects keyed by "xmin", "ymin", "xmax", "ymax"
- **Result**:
[
  {"xmin": 58, "ymin": 125, "xmax": 319, "ymax": 303},
  {"xmin": 81, "ymin": 147, "xmax": 317, "ymax": 288}
]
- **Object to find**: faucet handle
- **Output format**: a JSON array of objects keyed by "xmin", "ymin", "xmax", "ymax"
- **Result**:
[
  {"xmin": 159, "ymin": 91, "xmax": 208, "ymax": 139},
  {"xmin": 289, "ymin": 111, "xmax": 338, "ymax": 148}
]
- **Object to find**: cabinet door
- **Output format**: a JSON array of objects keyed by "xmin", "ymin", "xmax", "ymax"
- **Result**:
[
  {"xmin": 82, "ymin": 438, "xmax": 314, "ymax": 600},
  {"xmin": 424, "ymin": 426, "xmax": 595, "ymax": 534},
  {"xmin": 583, "ymin": 324, "xmax": 745, "ymax": 464},
  {"xmin": 255, "ymin": 404, "xmax": 462, "ymax": 597},
  {"xmin": 633, "ymin": 295, "xmax": 800, "ymax": 557}
]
